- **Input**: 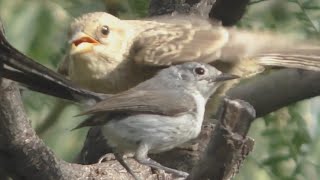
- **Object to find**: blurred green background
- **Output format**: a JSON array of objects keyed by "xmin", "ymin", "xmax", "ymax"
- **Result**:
[{"xmin": 0, "ymin": 0, "xmax": 319, "ymax": 179}]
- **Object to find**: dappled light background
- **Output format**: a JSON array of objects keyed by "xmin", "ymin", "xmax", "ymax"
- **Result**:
[{"xmin": 0, "ymin": 0, "xmax": 319, "ymax": 179}]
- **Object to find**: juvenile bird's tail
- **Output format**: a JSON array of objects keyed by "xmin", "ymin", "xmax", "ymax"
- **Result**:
[
  {"xmin": 255, "ymin": 48, "xmax": 320, "ymax": 71},
  {"xmin": 223, "ymin": 28, "xmax": 320, "ymax": 72}
]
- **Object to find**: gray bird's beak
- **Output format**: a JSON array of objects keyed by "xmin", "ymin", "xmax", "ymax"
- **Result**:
[{"xmin": 214, "ymin": 73, "xmax": 239, "ymax": 82}]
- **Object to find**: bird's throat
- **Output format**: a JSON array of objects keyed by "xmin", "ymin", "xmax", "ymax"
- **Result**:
[{"xmin": 68, "ymin": 54, "xmax": 152, "ymax": 93}]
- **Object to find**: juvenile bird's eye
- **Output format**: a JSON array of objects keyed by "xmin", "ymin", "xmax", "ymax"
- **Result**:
[
  {"xmin": 194, "ymin": 67, "xmax": 205, "ymax": 75},
  {"xmin": 100, "ymin": 25, "xmax": 110, "ymax": 35}
]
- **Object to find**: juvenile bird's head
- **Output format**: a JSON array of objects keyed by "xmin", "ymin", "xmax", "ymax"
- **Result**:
[
  {"xmin": 69, "ymin": 12, "xmax": 134, "ymax": 59},
  {"xmin": 67, "ymin": 12, "xmax": 137, "ymax": 92}
]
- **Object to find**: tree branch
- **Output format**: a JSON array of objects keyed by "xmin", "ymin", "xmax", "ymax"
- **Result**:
[
  {"xmin": 148, "ymin": 0, "xmax": 177, "ymax": 16},
  {"xmin": 190, "ymin": 98, "xmax": 255, "ymax": 179},
  {"xmin": 227, "ymin": 69, "xmax": 320, "ymax": 118},
  {"xmin": 149, "ymin": 0, "xmax": 250, "ymax": 25},
  {"xmin": 209, "ymin": 0, "xmax": 250, "ymax": 26},
  {"xmin": 0, "ymin": 79, "xmax": 164, "ymax": 180}
]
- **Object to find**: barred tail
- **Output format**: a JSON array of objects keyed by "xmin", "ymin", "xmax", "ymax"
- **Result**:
[{"xmin": 255, "ymin": 48, "xmax": 320, "ymax": 71}]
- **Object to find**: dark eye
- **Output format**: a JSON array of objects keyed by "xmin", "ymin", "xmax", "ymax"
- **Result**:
[
  {"xmin": 194, "ymin": 67, "xmax": 205, "ymax": 75},
  {"xmin": 100, "ymin": 25, "xmax": 110, "ymax": 35}
]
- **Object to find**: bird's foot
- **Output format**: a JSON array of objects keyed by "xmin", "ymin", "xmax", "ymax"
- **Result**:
[
  {"xmin": 98, "ymin": 153, "xmax": 115, "ymax": 163},
  {"xmin": 98, "ymin": 153, "xmax": 134, "ymax": 163},
  {"xmin": 136, "ymin": 156, "xmax": 189, "ymax": 178}
]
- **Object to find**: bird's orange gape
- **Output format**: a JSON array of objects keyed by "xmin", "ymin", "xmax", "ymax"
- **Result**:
[
  {"xmin": 73, "ymin": 36, "xmax": 99, "ymax": 46},
  {"xmin": 70, "ymin": 33, "xmax": 100, "ymax": 55}
]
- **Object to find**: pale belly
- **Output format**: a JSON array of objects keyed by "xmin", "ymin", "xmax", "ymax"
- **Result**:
[{"xmin": 101, "ymin": 113, "xmax": 201, "ymax": 154}]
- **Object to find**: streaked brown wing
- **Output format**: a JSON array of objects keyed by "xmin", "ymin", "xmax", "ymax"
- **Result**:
[
  {"xmin": 78, "ymin": 90, "xmax": 196, "ymax": 117},
  {"xmin": 130, "ymin": 17, "xmax": 228, "ymax": 66}
]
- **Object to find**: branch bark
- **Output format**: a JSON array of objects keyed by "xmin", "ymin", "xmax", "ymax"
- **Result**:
[
  {"xmin": 189, "ymin": 98, "xmax": 255, "ymax": 179},
  {"xmin": 148, "ymin": 0, "xmax": 177, "ymax": 16},
  {"xmin": 227, "ymin": 69, "xmax": 320, "ymax": 117}
]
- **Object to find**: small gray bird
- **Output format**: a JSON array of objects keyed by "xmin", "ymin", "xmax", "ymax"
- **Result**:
[{"xmin": 74, "ymin": 62, "xmax": 238, "ymax": 179}]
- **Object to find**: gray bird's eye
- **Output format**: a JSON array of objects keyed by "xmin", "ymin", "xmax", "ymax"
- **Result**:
[
  {"xmin": 100, "ymin": 25, "xmax": 110, "ymax": 36},
  {"xmin": 194, "ymin": 67, "xmax": 205, "ymax": 75}
]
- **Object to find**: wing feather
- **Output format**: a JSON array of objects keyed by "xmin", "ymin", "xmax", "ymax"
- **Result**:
[
  {"xmin": 129, "ymin": 17, "xmax": 228, "ymax": 66},
  {"xmin": 79, "ymin": 90, "xmax": 196, "ymax": 117}
]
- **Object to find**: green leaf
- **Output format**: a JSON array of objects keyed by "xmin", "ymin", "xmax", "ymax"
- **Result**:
[{"xmin": 262, "ymin": 154, "xmax": 292, "ymax": 166}]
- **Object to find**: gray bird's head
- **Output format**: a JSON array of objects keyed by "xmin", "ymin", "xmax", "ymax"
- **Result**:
[{"xmin": 136, "ymin": 62, "xmax": 239, "ymax": 99}]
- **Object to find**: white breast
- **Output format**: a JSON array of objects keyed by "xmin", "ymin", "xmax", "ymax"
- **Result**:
[{"xmin": 190, "ymin": 91, "xmax": 206, "ymax": 133}]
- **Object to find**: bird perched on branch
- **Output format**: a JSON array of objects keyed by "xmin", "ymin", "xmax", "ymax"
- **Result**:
[
  {"xmin": 58, "ymin": 12, "xmax": 320, "ymax": 117},
  {"xmin": 73, "ymin": 62, "xmax": 238, "ymax": 179},
  {"xmin": 59, "ymin": 12, "xmax": 320, "ymax": 94}
]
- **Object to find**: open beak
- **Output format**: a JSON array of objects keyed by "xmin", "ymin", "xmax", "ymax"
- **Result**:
[
  {"xmin": 213, "ymin": 73, "xmax": 239, "ymax": 82},
  {"xmin": 69, "ymin": 32, "xmax": 100, "ymax": 55}
]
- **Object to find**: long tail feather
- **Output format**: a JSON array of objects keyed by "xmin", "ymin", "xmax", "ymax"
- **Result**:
[{"xmin": 256, "ymin": 48, "xmax": 320, "ymax": 71}]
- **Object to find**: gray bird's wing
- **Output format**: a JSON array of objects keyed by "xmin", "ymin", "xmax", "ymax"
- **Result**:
[
  {"xmin": 129, "ymin": 17, "xmax": 228, "ymax": 66},
  {"xmin": 73, "ymin": 90, "xmax": 196, "ymax": 130},
  {"xmin": 78, "ymin": 90, "xmax": 196, "ymax": 117}
]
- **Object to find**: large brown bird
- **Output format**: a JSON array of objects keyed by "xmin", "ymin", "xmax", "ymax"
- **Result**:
[{"xmin": 57, "ymin": 12, "xmax": 320, "ymax": 117}]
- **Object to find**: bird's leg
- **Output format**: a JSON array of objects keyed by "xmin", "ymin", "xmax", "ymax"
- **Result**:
[
  {"xmin": 135, "ymin": 143, "xmax": 189, "ymax": 178},
  {"xmin": 97, "ymin": 151, "xmax": 139, "ymax": 179},
  {"xmin": 136, "ymin": 157, "xmax": 189, "ymax": 178},
  {"xmin": 114, "ymin": 152, "xmax": 140, "ymax": 180}
]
